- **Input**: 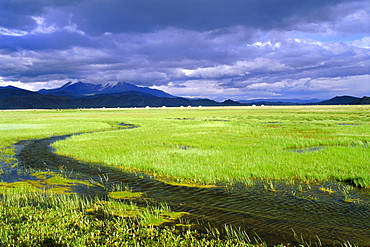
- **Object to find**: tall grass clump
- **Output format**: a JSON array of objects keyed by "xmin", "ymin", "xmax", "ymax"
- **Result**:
[{"xmin": 0, "ymin": 188, "xmax": 294, "ymax": 246}]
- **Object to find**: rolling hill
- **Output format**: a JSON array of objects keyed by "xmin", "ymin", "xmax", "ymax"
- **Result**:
[{"xmin": 317, "ymin": 96, "xmax": 361, "ymax": 105}]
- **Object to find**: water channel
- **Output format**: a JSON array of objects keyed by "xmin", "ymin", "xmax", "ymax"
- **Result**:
[{"xmin": 1, "ymin": 124, "xmax": 370, "ymax": 246}]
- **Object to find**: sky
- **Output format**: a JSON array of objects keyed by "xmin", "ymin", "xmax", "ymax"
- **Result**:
[{"xmin": 0, "ymin": 0, "xmax": 369, "ymax": 101}]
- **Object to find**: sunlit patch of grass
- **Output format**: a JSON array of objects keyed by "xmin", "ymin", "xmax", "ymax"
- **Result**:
[
  {"xmin": 27, "ymin": 172, "xmax": 91, "ymax": 193},
  {"xmin": 46, "ymin": 176, "xmax": 91, "ymax": 187},
  {"xmin": 0, "ymin": 181, "xmax": 41, "ymax": 194},
  {"xmin": 155, "ymin": 177, "xmax": 218, "ymax": 188},
  {"xmin": 0, "ymin": 170, "xmax": 93, "ymax": 195},
  {"xmin": 318, "ymin": 187, "xmax": 336, "ymax": 194},
  {"xmin": 6, "ymin": 178, "xmax": 77, "ymax": 195},
  {"xmin": 108, "ymin": 191, "xmax": 143, "ymax": 199},
  {"xmin": 31, "ymin": 170, "xmax": 59, "ymax": 179},
  {"xmin": 344, "ymin": 198, "xmax": 360, "ymax": 203},
  {"xmin": 45, "ymin": 186, "xmax": 74, "ymax": 194}
]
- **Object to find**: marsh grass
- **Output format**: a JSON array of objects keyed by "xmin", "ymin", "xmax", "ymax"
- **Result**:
[
  {"xmin": 0, "ymin": 186, "xmax": 290, "ymax": 247},
  {"xmin": 49, "ymin": 106, "xmax": 370, "ymax": 188},
  {"xmin": 0, "ymin": 110, "xmax": 116, "ymax": 152},
  {"xmin": 0, "ymin": 107, "xmax": 367, "ymax": 246}
]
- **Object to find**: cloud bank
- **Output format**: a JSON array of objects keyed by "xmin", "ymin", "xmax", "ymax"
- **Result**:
[{"xmin": 0, "ymin": 0, "xmax": 369, "ymax": 100}]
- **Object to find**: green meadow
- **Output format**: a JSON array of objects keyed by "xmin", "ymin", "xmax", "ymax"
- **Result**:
[
  {"xmin": 51, "ymin": 105, "xmax": 369, "ymax": 187},
  {"xmin": 1, "ymin": 105, "xmax": 369, "ymax": 246}
]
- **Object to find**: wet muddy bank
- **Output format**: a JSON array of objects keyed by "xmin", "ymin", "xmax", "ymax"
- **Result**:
[{"xmin": 1, "ymin": 125, "xmax": 370, "ymax": 246}]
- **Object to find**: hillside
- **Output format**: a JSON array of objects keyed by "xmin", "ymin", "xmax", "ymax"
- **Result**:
[
  {"xmin": 354, "ymin": 96, "xmax": 370, "ymax": 104},
  {"xmin": 317, "ymin": 96, "xmax": 361, "ymax": 105},
  {"xmin": 0, "ymin": 86, "xmax": 39, "ymax": 100},
  {"xmin": 0, "ymin": 84, "xmax": 225, "ymax": 109},
  {"xmin": 0, "ymin": 94, "xmax": 71, "ymax": 109},
  {"xmin": 0, "ymin": 82, "xmax": 368, "ymax": 109}
]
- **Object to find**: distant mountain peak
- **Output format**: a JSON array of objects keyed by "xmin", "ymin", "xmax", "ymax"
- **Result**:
[{"xmin": 38, "ymin": 81, "xmax": 175, "ymax": 98}]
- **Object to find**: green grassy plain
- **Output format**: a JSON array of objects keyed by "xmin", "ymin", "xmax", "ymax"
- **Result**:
[
  {"xmin": 50, "ymin": 105, "xmax": 370, "ymax": 187},
  {"xmin": 0, "ymin": 105, "xmax": 369, "ymax": 246},
  {"xmin": 1, "ymin": 106, "xmax": 369, "ymax": 186}
]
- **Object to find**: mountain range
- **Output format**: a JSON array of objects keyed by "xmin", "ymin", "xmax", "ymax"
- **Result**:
[
  {"xmin": 38, "ymin": 81, "xmax": 174, "ymax": 98},
  {"xmin": 0, "ymin": 81, "xmax": 368, "ymax": 109}
]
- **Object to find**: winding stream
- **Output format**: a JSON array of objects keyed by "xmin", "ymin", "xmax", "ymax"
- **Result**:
[{"xmin": 2, "ymin": 124, "xmax": 370, "ymax": 246}]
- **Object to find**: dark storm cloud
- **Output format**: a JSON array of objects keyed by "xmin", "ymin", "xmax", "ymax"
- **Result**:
[
  {"xmin": 0, "ymin": 0, "xmax": 368, "ymax": 99},
  {"xmin": 0, "ymin": 0, "xmax": 354, "ymax": 34},
  {"xmin": 65, "ymin": 0, "xmax": 349, "ymax": 35},
  {"xmin": 0, "ymin": 31, "xmax": 99, "ymax": 51},
  {"xmin": 0, "ymin": 0, "xmax": 81, "ymax": 31}
]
